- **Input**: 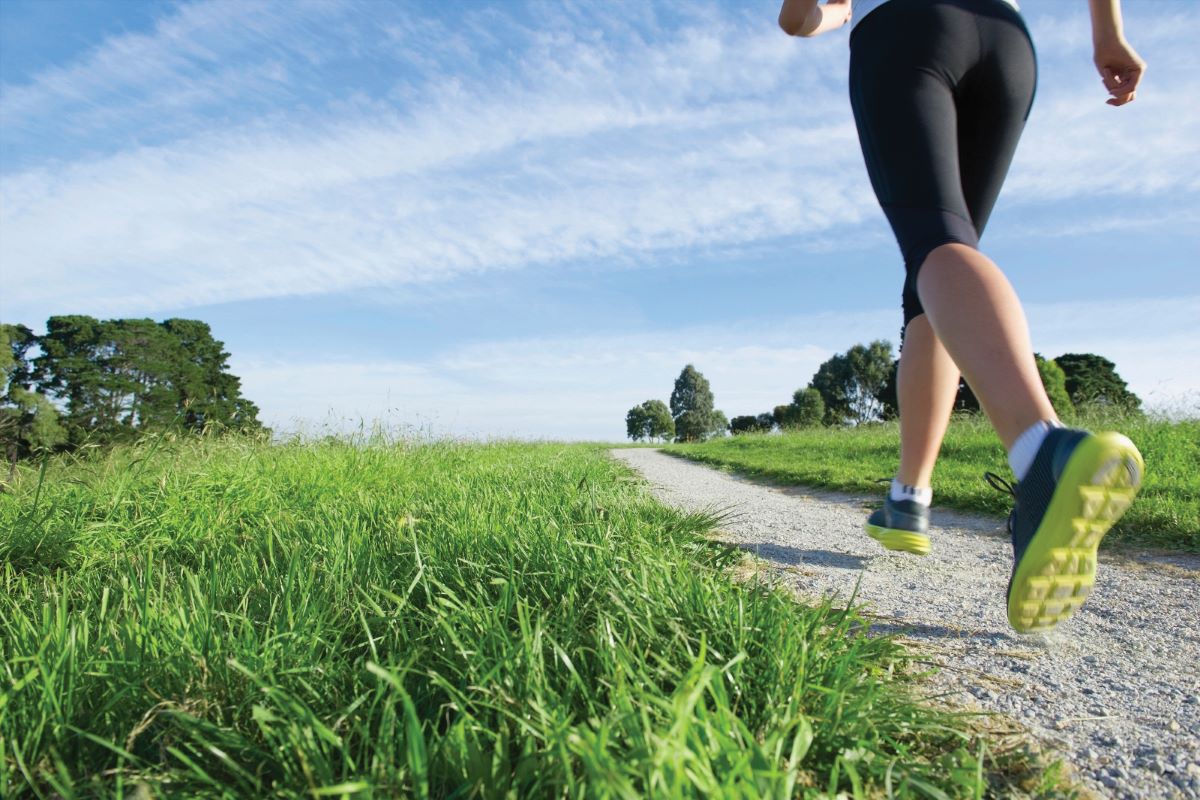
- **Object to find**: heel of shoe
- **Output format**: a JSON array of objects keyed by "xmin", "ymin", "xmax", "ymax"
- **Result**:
[
  {"xmin": 1007, "ymin": 431, "xmax": 1144, "ymax": 633},
  {"xmin": 865, "ymin": 523, "xmax": 931, "ymax": 556}
]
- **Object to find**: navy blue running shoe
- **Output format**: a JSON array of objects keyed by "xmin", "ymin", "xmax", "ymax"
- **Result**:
[
  {"xmin": 989, "ymin": 427, "xmax": 1144, "ymax": 633},
  {"xmin": 864, "ymin": 495, "xmax": 931, "ymax": 555}
]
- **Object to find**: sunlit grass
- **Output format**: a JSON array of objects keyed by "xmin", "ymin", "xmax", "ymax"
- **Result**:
[{"xmin": 0, "ymin": 435, "xmax": 1066, "ymax": 797}]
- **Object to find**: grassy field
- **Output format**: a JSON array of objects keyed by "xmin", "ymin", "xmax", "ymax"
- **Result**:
[
  {"xmin": 665, "ymin": 412, "xmax": 1199, "ymax": 552},
  {"xmin": 0, "ymin": 435, "xmax": 1065, "ymax": 798}
]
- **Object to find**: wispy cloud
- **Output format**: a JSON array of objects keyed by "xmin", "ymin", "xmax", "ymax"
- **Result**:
[
  {"xmin": 0, "ymin": 0, "xmax": 342, "ymax": 149},
  {"xmin": 1009, "ymin": 5, "xmax": 1200, "ymax": 201},
  {"xmin": 5, "ymin": 1, "xmax": 1195, "ymax": 324}
]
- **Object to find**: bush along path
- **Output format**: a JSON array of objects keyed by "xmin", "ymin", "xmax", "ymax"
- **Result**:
[{"xmin": 611, "ymin": 448, "xmax": 1200, "ymax": 800}]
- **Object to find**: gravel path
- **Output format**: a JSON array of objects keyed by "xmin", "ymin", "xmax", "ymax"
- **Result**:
[{"xmin": 611, "ymin": 448, "xmax": 1200, "ymax": 799}]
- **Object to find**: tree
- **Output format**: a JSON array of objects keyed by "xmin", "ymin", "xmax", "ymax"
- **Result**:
[
  {"xmin": 1036, "ymin": 355, "xmax": 1074, "ymax": 421},
  {"xmin": 774, "ymin": 387, "xmax": 825, "ymax": 429},
  {"xmin": 729, "ymin": 416, "xmax": 754, "ymax": 435},
  {"xmin": 710, "ymin": 410, "xmax": 729, "ymax": 439},
  {"xmin": 1, "ymin": 324, "xmax": 66, "ymax": 486},
  {"xmin": 162, "ymin": 318, "xmax": 262, "ymax": 430},
  {"xmin": 670, "ymin": 365, "xmax": 725, "ymax": 442},
  {"xmin": 810, "ymin": 340, "xmax": 894, "ymax": 425},
  {"xmin": 626, "ymin": 399, "xmax": 675, "ymax": 442},
  {"xmin": 108, "ymin": 318, "xmax": 180, "ymax": 430},
  {"xmin": 1055, "ymin": 353, "xmax": 1141, "ymax": 412},
  {"xmin": 731, "ymin": 412, "xmax": 779, "ymax": 435},
  {"xmin": 32, "ymin": 315, "xmax": 112, "ymax": 443},
  {"xmin": 625, "ymin": 405, "xmax": 649, "ymax": 441},
  {"xmin": 32, "ymin": 315, "xmax": 263, "ymax": 446}
]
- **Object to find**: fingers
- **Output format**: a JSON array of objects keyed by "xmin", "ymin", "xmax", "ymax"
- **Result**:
[
  {"xmin": 1099, "ymin": 65, "xmax": 1143, "ymax": 106},
  {"xmin": 1100, "ymin": 67, "xmax": 1120, "ymax": 93}
]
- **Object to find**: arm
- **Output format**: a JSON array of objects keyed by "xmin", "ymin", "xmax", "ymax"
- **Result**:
[
  {"xmin": 1088, "ymin": 0, "xmax": 1146, "ymax": 106},
  {"xmin": 779, "ymin": 0, "xmax": 851, "ymax": 38}
]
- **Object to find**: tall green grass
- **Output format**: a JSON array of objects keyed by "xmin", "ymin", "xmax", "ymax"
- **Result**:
[
  {"xmin": 1, "ymin": 436, "xmax": 1056, "ymax": 797},
  {"xmin": 666, "ymin": 412, "xmax": 1199, "ymax": 552}
]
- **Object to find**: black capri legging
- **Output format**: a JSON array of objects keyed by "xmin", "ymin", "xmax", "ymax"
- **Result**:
[{"xmin": 849, "ymin": 0, "xmax": 1037, "ymax": 329}]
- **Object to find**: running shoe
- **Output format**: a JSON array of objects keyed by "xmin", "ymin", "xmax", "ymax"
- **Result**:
[
  {"xmin": 989, "ymin": 428, "xmax": 1144, "ymax": 634},
  {"xmin": 864, "ymin": 495, "xmax": 931, "ymax": 555}
]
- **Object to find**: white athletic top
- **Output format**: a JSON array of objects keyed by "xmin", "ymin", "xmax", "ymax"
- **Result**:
[{"xmin": 851, "ymin": 0, "xmax": 1020, "ymax": 31}]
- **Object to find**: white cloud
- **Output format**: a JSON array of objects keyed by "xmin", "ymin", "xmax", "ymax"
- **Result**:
[
  {"xmin": 236, "ymin": 296, "xmax": 1199, "ymax": 440},
  {"xmin": 5, "ymin": 1, "xmax": 1195, "ymax": 324},
  {"xmin": 1010, "ymin": 87, "xmax": 1200, "ymax": 201},
  {"xmin": 1009, "ymin": 4, "xmax": 1200, "ymax": 202},
  {"xmin": 0, "ymin": 0, "xmax": 338, "ymax": 136}
]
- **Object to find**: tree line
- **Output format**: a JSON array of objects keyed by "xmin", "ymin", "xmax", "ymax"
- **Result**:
[
  {"xmin": 627, "ymin": 343, "xmax": 1141, "ymax": 442},
  {"xmin": 2, "ymin": 316, "xmax": 263, "ymax": 470}
]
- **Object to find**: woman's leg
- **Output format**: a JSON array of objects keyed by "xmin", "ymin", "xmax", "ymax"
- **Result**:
[
  {"xmin": 895, "ymin": 314, "xmax": 960, "ymax": 486},
  {"xmin": 915, "ymin": 244, "xmax": 1057, "ymax": 449}
]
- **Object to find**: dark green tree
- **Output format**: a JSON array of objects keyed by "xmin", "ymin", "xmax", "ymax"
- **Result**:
[
  {"xmin": 2, "ymin": 324, "xmax": 66, "ymax": 485},
  {"xmin": 729, "ymin": 415, "xmax": 767, "ymax": 435},
  {"xmin": 625, "ymin": 404, "xmax": 649, "ymax": 441},
  {"xmin": 774, "ymin": 387, "xmax": 825, "ymax": 429},
  {"xmin": 33, "ymin": 315, "xmax": 114, "ymax": 442},
  {"xmin": 1055, "ymin": 353, "xmax": 1141, "ymax": 412},
  {"xmin": 670, "ymin": 365, "xmax": 725, "ymax": 442},
  {"xmin": 625, "ymin": 399, "xmax": 674, "ymax": 442},
  {"xmin": 162, "ymin": 318, "xmax": 261, "ymax": 430},
  {"xmin": 1036, "ymin": 355, "xmax": 1074, "ymax": 421},
  {"xmin": 810, "ymin": 340, "xmax": 894, "ymax": 425},
  {"xmin": 109, "ymin": 318, "xmax": 180, "ymax": 429},
  {"xmin": 33, "ymin": 315, "xmax": 262, "ymax": 445}
]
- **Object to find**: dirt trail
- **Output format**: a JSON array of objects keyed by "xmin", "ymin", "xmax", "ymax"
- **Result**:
[{"xmin": 611, "ymin": 448, "xmax": 1200, "ymax": 799}]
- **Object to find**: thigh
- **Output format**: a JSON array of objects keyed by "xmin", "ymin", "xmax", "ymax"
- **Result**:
[
  {"xmin": 849, "ymin": 1, "xmax": 980, "ymax": 266},
  {"xmin": 957, "ymin": 13, "xmax": 1037, "ymax": 237}
]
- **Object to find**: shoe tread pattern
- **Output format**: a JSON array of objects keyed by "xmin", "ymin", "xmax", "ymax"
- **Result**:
[{"xmin": 1009, "ymin": 432, "xmax": 1142, "ymax": 633}]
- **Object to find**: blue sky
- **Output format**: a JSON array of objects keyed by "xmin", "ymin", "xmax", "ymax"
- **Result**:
[{"xmin": 2, "ymin": 0, "xmax": 1197, "ymax": 439}]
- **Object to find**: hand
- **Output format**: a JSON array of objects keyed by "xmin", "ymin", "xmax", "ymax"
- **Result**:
[
  {"xmin": 779, "ymin": 0, "xmax": 851, "ymax": 37},
  {"xmin": 819, "ymin": 0, "xmax": 852, "ymax": 31},
  {"xmin": 1093, "ymin": 38, "xmax": 1145, "ymax": 107}
]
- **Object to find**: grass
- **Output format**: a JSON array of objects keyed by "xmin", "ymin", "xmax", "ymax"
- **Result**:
[
  {"xmin": 664, "ymin": 411, "xmax": 1200, "ymax": 552},
  {"xmin": 0, "ymin": 434, "xmax": 1066, "ymax": 797}
]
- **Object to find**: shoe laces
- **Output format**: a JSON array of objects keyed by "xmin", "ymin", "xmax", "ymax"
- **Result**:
[
  {"xmin": 983, "ymin": 471, "xmax": 1016, "ymax": 497},
  {"xmin": 983, "ymin": 471, "xmax": 1018, "ymax": 536}
]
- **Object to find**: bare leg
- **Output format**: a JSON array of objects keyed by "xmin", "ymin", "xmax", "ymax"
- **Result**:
[
  {"xmin": 915, "ymin": 243, "xmax": 1057, "ymax": 449},
  {"xmin": 896, "ymin": 314, "xmax": 960, "ymax": 487}
]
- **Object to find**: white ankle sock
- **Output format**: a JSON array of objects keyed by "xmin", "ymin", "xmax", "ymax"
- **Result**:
[
  {"xmin": 890, "ymin": 479, "xmax": 932, "ymax": 507},
  {"xmin": 1008, "ymin": 420, "xmax": 1062, "ymax": 481}
]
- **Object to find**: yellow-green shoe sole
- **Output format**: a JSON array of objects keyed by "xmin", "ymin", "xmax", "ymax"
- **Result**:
[
  {"xmin": 865, "ymin": 523, "xmax": 931, "ymax": 556},
  {"xmin": 1007, "ymin": 432, "xmax": 1144, "ymax": 634}
]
